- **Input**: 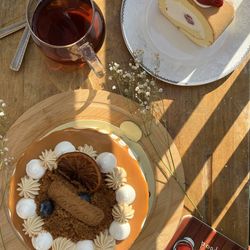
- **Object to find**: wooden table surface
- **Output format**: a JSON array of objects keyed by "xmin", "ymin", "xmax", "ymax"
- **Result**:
[{"xmin": 0, "ymin": 0, "xmax": 249, "ymax": 249}]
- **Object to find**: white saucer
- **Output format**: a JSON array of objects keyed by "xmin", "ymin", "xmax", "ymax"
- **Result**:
[{"xmin": 121, "ymin": 0, "xmax": 250, "ymax": 86}]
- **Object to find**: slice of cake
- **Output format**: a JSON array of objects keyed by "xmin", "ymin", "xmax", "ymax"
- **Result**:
[
  {"xmin": 158, "ymin": 0, "xmax": 234, "ymax": 47},
  {"xmin": 8, "ymin": 128, "xmax": 149, "ymax": 250}
]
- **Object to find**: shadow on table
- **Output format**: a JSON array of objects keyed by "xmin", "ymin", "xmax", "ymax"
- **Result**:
[{"xmin": 103, "ymin": 0, "xmax": 249, "ymax": 249}]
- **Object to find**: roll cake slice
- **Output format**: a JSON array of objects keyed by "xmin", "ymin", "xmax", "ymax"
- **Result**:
[{"xmin": 158, "ymin": 0, "xmax": 235, "ymax": 47}]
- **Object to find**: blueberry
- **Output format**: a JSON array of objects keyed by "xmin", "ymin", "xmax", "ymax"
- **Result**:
[
  {"xmin": 79, "ymin": 192, "xmax": 91, "ymax": 202},
  {"xmin": 40, "ymin": 200, "xmax": 54, "ymax": 218}
]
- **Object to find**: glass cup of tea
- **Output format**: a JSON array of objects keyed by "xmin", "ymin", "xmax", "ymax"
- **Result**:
[{"xmin": 26, "ymin": 0, "xmax": 106, "ymax": 77}]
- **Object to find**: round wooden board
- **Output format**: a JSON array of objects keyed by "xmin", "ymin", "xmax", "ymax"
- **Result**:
[{"xmin": 3, "ymin": 90, "xmax": 185, "ymax": 250}]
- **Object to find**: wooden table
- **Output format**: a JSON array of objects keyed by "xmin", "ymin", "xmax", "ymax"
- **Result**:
[{"xmin": 0, "ymin": 0, "xmax": 249, "ymax": 249}]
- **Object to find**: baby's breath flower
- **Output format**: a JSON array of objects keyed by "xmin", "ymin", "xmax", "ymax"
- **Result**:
[
  {"xmin": 108, "ymin": 52, "xmax": 163, "ymax": 125},
  {"xmin": 0, "ymin": 100, "xmax": 13, "ymax": 172}
]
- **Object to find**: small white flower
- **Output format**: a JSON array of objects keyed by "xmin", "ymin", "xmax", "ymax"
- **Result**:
[
  {"xmin": 109, "ymin": 66, "xmax": 113, "ymax": 71},
  {"xmin": 108, "ymin": 76, "xmax": 113, "ymax": 80},
  {"xmin": 150, "ymin": 81, "xmax": 155, "ymax": 86},
  {"xmin": 135, "ymin": 86, "xmax": 139, "ymax": 92},
  {"xmin": 114, "ymin": 62, "xmax": 119, "ymax": 67},
  {"xmin": 3, "ymin": 147, "xmax": 9, "ymax": 152},
  {"xmin": 0, "ymin": 111, "xmax": 5, "ymax": 117},
  {"xmin": 159, "ymin": 88, "xmax": 163, "ymax": 93},
  {"xmin": 146, "ymin": 92, "xmax": 150, "ymax": 97},
  {"xmin": 1, "ymin": 103, "xmax": 6, "ymax": 108},
  {"xmin": 112, "ymin": 85, "xmax": 117, "ymax": 90}
]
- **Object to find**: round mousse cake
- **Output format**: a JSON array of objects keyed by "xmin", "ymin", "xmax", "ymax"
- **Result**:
[{"xmin": 8, "ymin": 128, "xmax": 149, "ymax": 250}]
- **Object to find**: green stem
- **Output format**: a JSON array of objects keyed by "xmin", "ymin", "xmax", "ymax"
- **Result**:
[
  {"xmin": 0, "ymin": 226, "xmax": 6, "ymax": 250},
  {"xmin": 0, "ymin": 182, "xmax": 7, "ymax": 209},
  {"xmin": 145, "ymin": 122, "xmax": 203, "ymax": 220},
  {"xmin": 0, "ymin": 171, "xmax": 7, "ymax": 250}
]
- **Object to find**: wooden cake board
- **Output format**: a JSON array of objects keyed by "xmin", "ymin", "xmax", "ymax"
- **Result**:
[{"xmin": 2, "ymin": 90, "xmax": 185, "ymax": 250}]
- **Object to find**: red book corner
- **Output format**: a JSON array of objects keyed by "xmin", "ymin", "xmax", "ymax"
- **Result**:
[{"xmin": 165, "ymin": 215, "xmax": 245, "ymax": 250}]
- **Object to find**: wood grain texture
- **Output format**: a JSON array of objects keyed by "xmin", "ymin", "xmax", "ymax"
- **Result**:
[{"xmin": 0, "ymin": 0, "xmax": 249, "ymax": 249}]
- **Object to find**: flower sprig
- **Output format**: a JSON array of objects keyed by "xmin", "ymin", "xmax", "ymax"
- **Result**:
[
  {"xmin": 0, "ymin": 100, "xmax": 13, "ymax": 171},
  {"xmin": 108, "ymin": 52, "xmax": 203, "ymax": 219},
  {"xmin": 0, "ymin": 136, "xmax": 13, "ymax": 171},
  {"xmin": 109, "ymin": 51, "xmax": 163, "ymax": 116},
  {"xmin": 0, "ymin": 99, "xmax": 13, "ymax": 250}
]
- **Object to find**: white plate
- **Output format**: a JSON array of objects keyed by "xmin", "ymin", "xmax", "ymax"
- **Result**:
[{"xmin": 121, "ymin": 0, "xmax": 250, "ymax": 86}]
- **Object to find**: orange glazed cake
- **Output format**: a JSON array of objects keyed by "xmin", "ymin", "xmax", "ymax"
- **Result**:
[{"xmin": 8, "ymin": 128, "xmax": 149, "ymax": 250}]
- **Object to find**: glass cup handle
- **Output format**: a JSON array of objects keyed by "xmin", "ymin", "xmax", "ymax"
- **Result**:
[{"xmin": 79, "ymin": 42, "xmax": 105, "ymax": 78}]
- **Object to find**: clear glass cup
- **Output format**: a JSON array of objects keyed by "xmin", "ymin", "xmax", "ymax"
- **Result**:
[{"xmin": 26, "ymin": 0, "xmax": 105, "ymax": 77}]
